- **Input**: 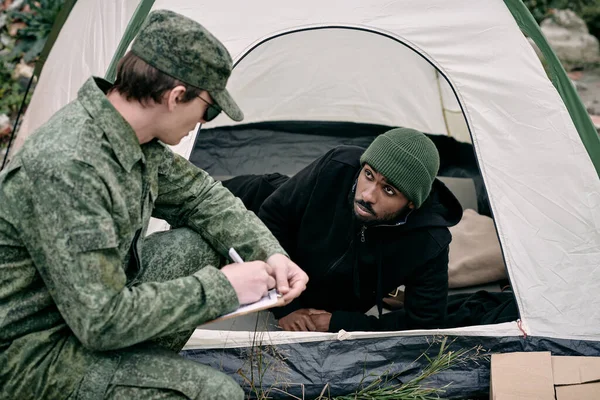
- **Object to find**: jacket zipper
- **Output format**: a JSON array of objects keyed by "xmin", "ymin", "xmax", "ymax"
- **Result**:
[
  {"xmin": 360, "ymin": 226, "xmax": 367, "ymax": 242},
  {"xmin": 324, "ymin": 239, "xmax": 354, "ymax": 277}
]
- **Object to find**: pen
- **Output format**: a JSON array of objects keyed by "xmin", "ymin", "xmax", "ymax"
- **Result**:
[
  {"xmin": 229, "ymin": 247, "xmax": 282, "ymax": 298},
  {"xmin": 228, "ymin": 247, "xmax": 244, "ymax": 264}
]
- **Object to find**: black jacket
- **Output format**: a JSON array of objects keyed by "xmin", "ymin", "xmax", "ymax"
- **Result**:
[{"xmin": 228, "ymin": 145, "xmax": 462, "ymax": 331}]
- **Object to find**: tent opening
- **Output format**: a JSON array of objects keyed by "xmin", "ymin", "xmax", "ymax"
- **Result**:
[{"xmin": 188, "ymin": 27, "xmax": 517, "ymax": 333}]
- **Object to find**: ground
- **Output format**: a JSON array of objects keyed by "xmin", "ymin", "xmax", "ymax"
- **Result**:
[{"xmin": 572, "ymin": 67, "xmax": 600, "ymax": 128}]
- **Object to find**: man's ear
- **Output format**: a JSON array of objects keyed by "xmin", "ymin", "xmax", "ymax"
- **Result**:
[
  {"xmin": 408, "ymin": 201, "xmax": 415, "ymax": 209},
  {"xmin": 165, "ymin": 85, "xmax": 187, "ymax": 111}
]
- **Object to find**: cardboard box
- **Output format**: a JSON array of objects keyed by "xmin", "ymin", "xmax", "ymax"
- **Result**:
[
  {"xmin": 552, "ymin": 356, "xmax": 600, "ymax": 400},
  {"xmin": 555, "ymin": 382, "xmax": 600, "ymax": 400},
  {"xmin": 490, "ymin": 352, "xmax": 600, "ymax": 400},
  {"xmin": 490, "ymin": 352, "xmax": 555, "ymax": 399}
]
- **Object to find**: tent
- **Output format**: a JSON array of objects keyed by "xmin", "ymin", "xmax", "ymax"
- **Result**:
[{"xmin": 6, "ymin": 0, "xmax": 600, "ymax": 397}]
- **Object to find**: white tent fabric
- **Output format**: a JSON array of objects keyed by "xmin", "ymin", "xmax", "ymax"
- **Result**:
[
  {"xmin": 11, "ymin": 0, "xmax": 600, "ymax": 342},
  {"xmin": 185, "ymin": 322, "xmax": 522, "ymax": 350},
  {"xmin": 159, "ymin": 0, "xmax": 600, "ymax": 341},
  {"xmin": 203, "ymin": 28, "xmax": 466, "ymax": 138},
  {"xmin": 13, "ymin": 0, "xmax": 139, "ymax": 153}
]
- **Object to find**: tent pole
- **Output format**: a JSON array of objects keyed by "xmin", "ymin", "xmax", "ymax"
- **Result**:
[
  {"xmin": 104, "ymin": 0, "xmax": 156, "ymax": 82},
  {"xmin": 504, "ymin": 0, "xmax": 600, "ymax": 178}
]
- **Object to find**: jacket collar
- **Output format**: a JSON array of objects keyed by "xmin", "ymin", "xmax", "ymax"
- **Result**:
[{"xmin": 78, "ymin": 77, "xmax": 143, "ymax": 172}]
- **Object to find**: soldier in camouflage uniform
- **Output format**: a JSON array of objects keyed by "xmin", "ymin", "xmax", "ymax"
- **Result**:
[{"xmin": 0, "ymin": 10, "xmax": 308, "ymax": 400}]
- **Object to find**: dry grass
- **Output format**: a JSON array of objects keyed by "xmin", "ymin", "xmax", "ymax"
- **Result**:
[{"xmin": 237, "ymin": 328, "xmax": 488, "ymax": 400}]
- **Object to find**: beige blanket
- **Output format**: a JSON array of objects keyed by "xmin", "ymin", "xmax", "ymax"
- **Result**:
[{"xmin": 448, "ymin": 209, "xmax": 507, "ymax": 288}]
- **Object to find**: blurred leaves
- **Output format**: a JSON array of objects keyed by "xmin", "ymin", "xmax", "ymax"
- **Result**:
[
  {"xmin": 5, "ymin": 0, "xmax": 65, "ymax": 63},
  {"xmin": 0, "ymin": 0, "xmax": 64, "ymax": 145},
  {"xmin": 0, "ymin": 60, "xmax": 31, "ymax": 116},
  {"xmin": 524, "ymin": 0, "xmax": 600, "ymax": 40}
]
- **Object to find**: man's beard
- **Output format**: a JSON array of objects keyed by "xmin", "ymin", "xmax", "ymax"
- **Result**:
[{"xmin": 353, "ymin": 199, "xmax": 409, "ymax": 226}]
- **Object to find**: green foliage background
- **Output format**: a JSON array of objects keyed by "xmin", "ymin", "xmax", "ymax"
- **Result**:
[
  {"xmin": 0, "ymin": 0, "xmax": 63, "ymax": 122},
  {"xmin": 524, "ymin": 0, "xmax": 600, "ymax": 39}
]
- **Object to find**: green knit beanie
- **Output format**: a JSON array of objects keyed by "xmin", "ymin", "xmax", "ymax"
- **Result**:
[{"xmin": 360, "ymin": 128, "xmax": 440, "ymax": 208}]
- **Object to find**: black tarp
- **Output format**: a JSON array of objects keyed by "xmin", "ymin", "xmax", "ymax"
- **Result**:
[{"xmin": 181, "ymin": 334, "xmax": 600, "ymax": 399}]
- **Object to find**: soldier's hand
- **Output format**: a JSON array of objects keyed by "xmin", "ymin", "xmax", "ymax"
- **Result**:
[
  {"xmin": 277, "ymin": 309, "xmax": 317, "ymax": 331},
  {"xmin": 221, "ymin": 261, "xmax": 276, "ymax": 305},
  {"xmin": 266, "ymin": 253, "xmax": 309, "ymax": 304}
]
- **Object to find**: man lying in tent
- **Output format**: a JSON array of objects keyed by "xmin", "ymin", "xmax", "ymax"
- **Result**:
[
  {"xmin": 0, "ymin": 10, "xmax": 308, "ymax": 400},
  {"xmin": 223, "ymin": 128, "xmax": 462, "ymax": 332}
]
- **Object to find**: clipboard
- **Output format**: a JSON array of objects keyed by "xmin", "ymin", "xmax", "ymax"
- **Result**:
[{"xmin": 204, "ymin": 289, "xmax": 285, "ymax": 324}]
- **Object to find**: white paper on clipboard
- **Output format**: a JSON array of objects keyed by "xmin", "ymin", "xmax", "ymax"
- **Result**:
[{"xmin": 204, "ymin": 289, "xmax": 283, "ymax": 324}]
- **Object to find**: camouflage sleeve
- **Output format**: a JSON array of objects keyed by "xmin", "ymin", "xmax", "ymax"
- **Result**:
[
  {"xmin": 17, "ymin": 161, "xmax": 238, "ymax": 351},
  {"xmin": 152, "ymin": 149, "xmax": 287, "ymax": 262}
]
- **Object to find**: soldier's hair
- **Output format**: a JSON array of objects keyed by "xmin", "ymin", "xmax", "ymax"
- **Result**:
[{"xmin": 109, "ymin": 52, "xmax": 203, "ymax": 106}]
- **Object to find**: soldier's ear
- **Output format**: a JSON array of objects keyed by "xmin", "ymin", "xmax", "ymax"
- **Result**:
[{"xmin": 165, "ymin": 86, "xmax": 187, "ymax": 111}]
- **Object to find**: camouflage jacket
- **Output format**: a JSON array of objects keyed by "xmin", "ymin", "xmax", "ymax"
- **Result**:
[{"xmin": 0, "ymin": 77, "xmax": 285, "ymax": 397}]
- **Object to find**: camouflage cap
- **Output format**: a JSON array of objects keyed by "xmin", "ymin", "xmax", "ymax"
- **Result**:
[{"xmin": 131, "ymin": 9, "xmax": 243, "ymax": 121}]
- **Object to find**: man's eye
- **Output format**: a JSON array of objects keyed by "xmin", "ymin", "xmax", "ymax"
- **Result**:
[
  {"xmin": 384, "ymin": 186, "xmax": 395, "ymax": 195},
  {"xmin": 365, "ymin": 170, "xmax": 372, "ymax": 178}
]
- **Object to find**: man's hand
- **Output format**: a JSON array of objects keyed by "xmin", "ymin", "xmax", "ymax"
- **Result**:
[
  {"xmin": 220, "ymin": 261, "xmax": 276, "ymax": 305},
  {"xmin": 278, "ymin": 309, "xmax": 318, "ymax": 331},
  {"xmin": 266, "ymin": 253, "xmax": 308, "ymax": 304},
  {"xmin": 278, "ymin": 308, "xmax": 331, "ymax": 331},
  {"xmin": 308, "ymin": 309, "xmax": 332, "ymax": 332}
]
